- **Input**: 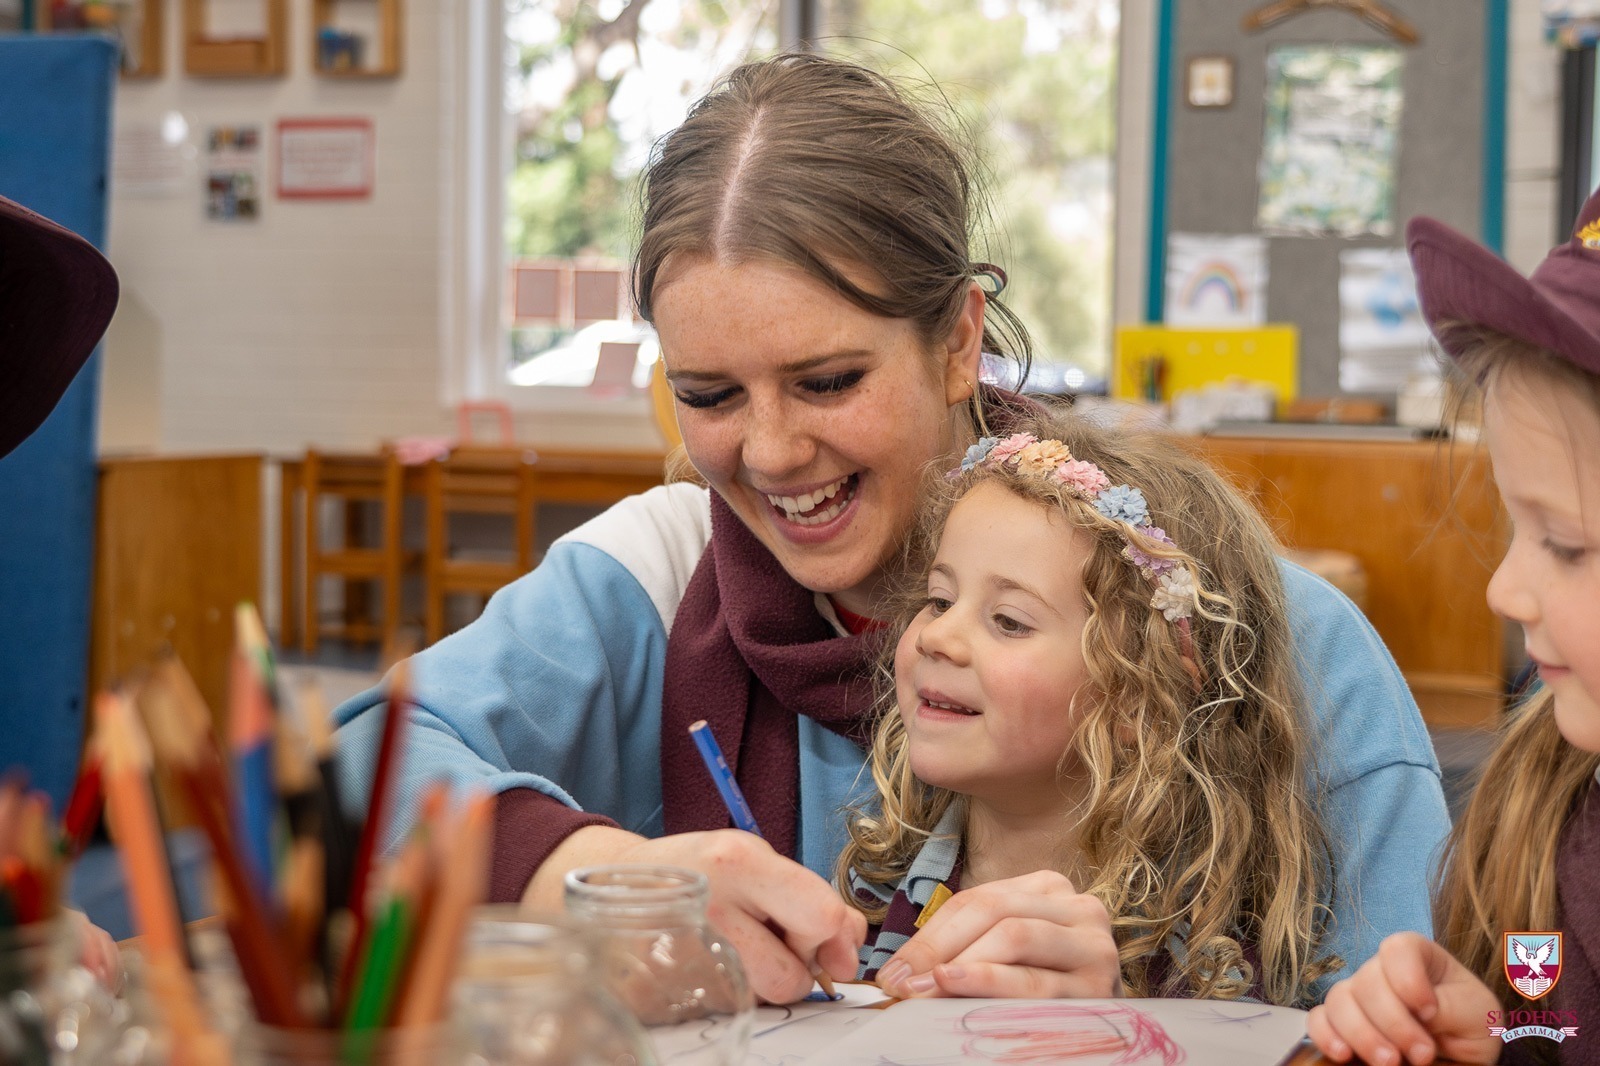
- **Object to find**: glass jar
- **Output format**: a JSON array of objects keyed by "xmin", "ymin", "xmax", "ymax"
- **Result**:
[
  {"xmin": 453, "ymin": 907, "xmax": 655, "ymax": 1066},
  {"xmin": 0, "ymin": 917, "xmax": 122, "ymax": 1065},
  {"xmin": 564, "ymin": 865, "xmax": 753, "ymax": 1066},
  {"xmin": 235, "ymin": 1023, "xmax": 458, "ymax": 1066}
]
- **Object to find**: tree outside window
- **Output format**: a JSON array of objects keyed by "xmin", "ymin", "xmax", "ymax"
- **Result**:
[{"xmin": 503, "ymin": 0, "xmax": 1114, "ymax": 392}]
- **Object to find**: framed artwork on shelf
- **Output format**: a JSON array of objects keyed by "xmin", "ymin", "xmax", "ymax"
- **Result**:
[
  {"xmin": 276, "ymin": 117, "xmax": 375, "ymax": 199},
  {"xmin": 183, "ymin": 0, "xmax": 286, "ymax": 77},
  {"xmin": 312, "ymin": 0, "xmax": 403, "ymax": 77},
  {"xmin": 1186, "ymin": 55, "xmax": 1235, "ymax": 108}
]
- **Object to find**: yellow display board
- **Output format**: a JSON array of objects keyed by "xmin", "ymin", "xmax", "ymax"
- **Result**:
[{"xmin": 1112, "ymin": 326, "xmax": 1299, "ymax": 407}]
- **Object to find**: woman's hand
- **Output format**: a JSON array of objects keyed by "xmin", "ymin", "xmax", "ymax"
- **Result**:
[
  {"xmin": 527, "ymin": 825, "xmax": 866, "ymax": 1005},
  {"xmin": 1307, "ymin": 932, "xmax": 1500, "ymax": 1066},
  {"xmin": 875, "ymin": 870, "xmax": 1121, "ymax": 999},
  {"xmin": 69, "ymin": 909, "xmax": 121, "ymax": 990}
]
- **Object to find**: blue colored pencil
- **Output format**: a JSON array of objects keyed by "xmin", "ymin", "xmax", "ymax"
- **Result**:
[{"xmin": 688, "ymin": 719, "xmax": 762, "ymax": 837}]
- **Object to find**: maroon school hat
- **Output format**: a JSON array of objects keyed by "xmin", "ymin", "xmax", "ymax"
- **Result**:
[
  {"xmin": 1408, "ymin": 184, "xmax": 1600, "ymax": 375},
  {"xmin": 0, "ymin": 194, "xmax": 119, "ymax": 459}
]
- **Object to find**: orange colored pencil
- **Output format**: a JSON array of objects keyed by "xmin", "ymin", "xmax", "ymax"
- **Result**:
[
  {"xmin": 391, "ymin": 790, "xmax": 491, "ymax": 1027},
  {"xmin": 96, "ymin": 692, "xmax": 206, "ymax": 1026}
]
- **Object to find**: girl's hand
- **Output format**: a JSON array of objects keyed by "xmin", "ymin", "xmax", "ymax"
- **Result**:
[
  {"xmin": 875, "ymin": 870, "xmax": 1121, "ymax": 999},
  {"xmin": 1307, "ymin": 932, "xmax": 1500, "ymax": 1066},
  {"xmin": 528, "ymin": 825, "xmax": 866, "ymax": 1005}
]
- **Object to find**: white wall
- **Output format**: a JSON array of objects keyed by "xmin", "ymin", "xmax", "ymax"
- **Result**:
[{"xmin": 98, "ymin": 0, "xmax": 661, "ymax": 457}]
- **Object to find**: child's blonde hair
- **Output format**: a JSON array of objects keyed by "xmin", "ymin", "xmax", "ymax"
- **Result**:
[
  {"xmin": 837, "ymin": 411, "xmax": 1339, "ymax": 1006},
  {"xmin": 1435, "ymin": 332, "xmax": 1600, "ymax": 1005}
]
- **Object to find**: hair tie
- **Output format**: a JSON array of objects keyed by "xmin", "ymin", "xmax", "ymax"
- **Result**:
[{"xmin": 971, "ymin": 263, "xmax": 1007, "ymax": 297}]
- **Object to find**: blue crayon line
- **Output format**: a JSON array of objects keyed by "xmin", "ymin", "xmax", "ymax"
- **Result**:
[{"xmin": 689, "ymin": 719, "xmax": 762, "ymax": 837}]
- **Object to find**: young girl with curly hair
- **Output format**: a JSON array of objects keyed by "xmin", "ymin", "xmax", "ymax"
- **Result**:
[{"xmin": 839, "ymin": 413, "xmax": 1341, "ymax": 1007}]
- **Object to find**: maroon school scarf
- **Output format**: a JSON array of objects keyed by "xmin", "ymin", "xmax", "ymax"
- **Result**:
[{"xmin": 658, "ymin": 492, "xmax": 881, "ymax": 859}]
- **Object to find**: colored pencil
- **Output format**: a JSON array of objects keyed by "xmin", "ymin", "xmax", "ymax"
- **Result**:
[
  {"xmin": 96, "ymin": 691, "xmax": 210, "ymax": 1037},
  {"xmin": 230, "ymin": 620, "xmax": 279, "ymax": 899},
  {"xmin": 687, "ymin": 720, "xmax": 837, "ymax": 999},
  {"xmin": 688, "ymin": 719, "xmax": 761, "ymax": 836},
  {"xmin": 391, "ymin": 790, "xmax": 491, "ymax": 1027},
  {"xmin": 138, "ymin": 663, "xmax": 304, "ymax": 1027},
  {"xmin": 337, "ymin": 659, "xmax": 411, "ymax": 1012}
]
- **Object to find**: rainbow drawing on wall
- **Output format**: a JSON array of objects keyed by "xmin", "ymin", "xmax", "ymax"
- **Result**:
[
  {"xmin": 1179, "ymin": 262, "xmax": 1247, "ymax": 315},
  {"xmin": 1164, "ymin": 234, "xmax": 1267, "ymax": 328}
]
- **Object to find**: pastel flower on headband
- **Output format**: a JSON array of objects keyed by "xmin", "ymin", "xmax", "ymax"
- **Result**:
[
  {"xmin": 1053, "ymin": 459, "xmax": 1111, "ymax": 498},
  {"xmin": 1124, "ymin": 527, "xmax": 1178, "ymax": 575},
  {"xmin": 1015, "ymin": 439, "xmax": 1074, "ymax": 476},
  {"xmin": 1094, "ymin": 485, "xmax": 1149, "ymax": 527},
  {"xmin": 949, "ymin": 432, "xmax": 1205, "ymax": 685},
  {"xmin": 987, "ymin": 433, "xmax": 1035, "ymax": 465},
  {"xmin": 962, "ymin": 437, "xmax": 1000, "ymax": 472},
  {"xmin": 1151, "ymin": 568, "xmax": 1196, "ymax": 622}
]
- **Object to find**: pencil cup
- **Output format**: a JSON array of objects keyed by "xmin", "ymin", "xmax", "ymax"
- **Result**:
[
  {"xmin": 0, "ymin": 917, "xmax": 123, "ymax": 1064},
  {"xmin": 564, "ymin": 865, "xmax": 753, "ymax": 1066},
  {"xmin": 452, "ymin": 907, "xmax": 656, "ymax": 1066}
]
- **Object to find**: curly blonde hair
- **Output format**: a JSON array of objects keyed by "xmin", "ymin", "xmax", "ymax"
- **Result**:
[
  {"xmin": 1434, "ymin": 332, "xmax": 1600, "ymax": 1005},
  {"xmin": 836, "ymin": 411, "xmax": 1340, "ymax": 1006}
]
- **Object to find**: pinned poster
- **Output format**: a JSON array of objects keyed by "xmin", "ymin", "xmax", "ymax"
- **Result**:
[
  {"xmin": 1339, "ymin": 247, "xmax": 1433, "ymax": 392},
  {"xmin": 1164, "ymin": 234, "xmax": 1268, "ymax": 327}
]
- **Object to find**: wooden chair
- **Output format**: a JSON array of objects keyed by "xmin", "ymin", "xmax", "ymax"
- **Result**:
[
  {"xmin": 424, "ymin": 446, "xmax": 539, "ymax": 645},
  {"xmin": 300, "ymin": 448, "xmax": 413, "ymax": 654}
]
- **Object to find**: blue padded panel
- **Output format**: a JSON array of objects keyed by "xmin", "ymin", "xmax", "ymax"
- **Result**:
[{"xmin": 0, "ymin": 35, "xmax": 116, "ymax": 809}]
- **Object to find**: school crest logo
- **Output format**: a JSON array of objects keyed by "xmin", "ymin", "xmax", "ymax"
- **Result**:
[
  {"xmin": 1579, "ymin": 218, "xmax": 1600, "ymax": 250},
  {"xmin": 1506, "ymin": 932, "xmax": 1562, "ymax": 1000}
]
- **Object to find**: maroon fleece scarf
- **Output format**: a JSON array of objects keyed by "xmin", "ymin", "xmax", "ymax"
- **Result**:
[
  {"xmin": 657, "ymin": 388, "xmax": 1044, "ymax": 860},
  {"xmin": 658, "ymin": 491, "xmax": 880, "ymax": 859}
]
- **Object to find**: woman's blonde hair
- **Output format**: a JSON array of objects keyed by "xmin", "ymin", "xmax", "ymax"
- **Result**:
[
  {"xmin": 1435, "ymin": 332, "xmax": 1600, "ymax": 1004},
  {"xmin": 837, "ymin": 411, "xmax": 1339, "ymax": 1006}
]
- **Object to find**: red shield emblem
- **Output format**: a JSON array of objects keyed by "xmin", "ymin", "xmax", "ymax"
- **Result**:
[{"xmin": 1506, "ymin": 932, "xmax": 1563, "ymax": 1001}]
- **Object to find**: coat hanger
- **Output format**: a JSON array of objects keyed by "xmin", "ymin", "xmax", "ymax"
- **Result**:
[{"xmin": 1242, "ymin": 0, "xmax": 1421, "ymax": 45}]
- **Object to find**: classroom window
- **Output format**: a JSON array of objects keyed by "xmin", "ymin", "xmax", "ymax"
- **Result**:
[{"xmin": 468, "ymin": 0, "xmax": 1118, "ymax": 407}]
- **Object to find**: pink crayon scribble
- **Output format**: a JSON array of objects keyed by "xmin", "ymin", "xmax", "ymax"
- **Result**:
[{"xmin": 958, "ymin": 1002, "xmax": 1185, "ymax": 1066}]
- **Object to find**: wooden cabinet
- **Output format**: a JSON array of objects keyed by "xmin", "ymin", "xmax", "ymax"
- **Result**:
[
  {"xmin": 90, "ymin": 455, "xmax": 263, "ymax": 731},
  {"xmin": 1189, "ymin": 436, "xmax": 1509, "ymax": 729}
]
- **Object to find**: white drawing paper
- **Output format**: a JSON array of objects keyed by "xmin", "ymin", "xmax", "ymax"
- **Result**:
[{"xmin": 796, "ymin": 997, "xmax": 1308, "ymax": 1066}]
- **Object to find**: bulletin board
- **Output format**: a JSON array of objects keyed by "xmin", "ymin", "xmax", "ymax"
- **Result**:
[{"xmin": 1146, "ymin": 0, "xmax": 1507, "ymax": 396}]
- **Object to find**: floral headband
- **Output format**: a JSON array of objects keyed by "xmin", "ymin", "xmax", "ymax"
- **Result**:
[{"xmin": 955, "ymin": 433, "xmax": 1203, "ymax": 685}]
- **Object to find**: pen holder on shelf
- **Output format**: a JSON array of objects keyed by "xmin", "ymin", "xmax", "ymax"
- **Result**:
[
  {"xmin": 0, "ymin": 916, "xmax": 123, "ymax": 1064},
  {"xmin": 564, "ymin": 865, "xmax": 753, "ymax": 1066},
  {"xmin": 453, "ymin": 907, "xmax": 656, "ymax": 1066}
]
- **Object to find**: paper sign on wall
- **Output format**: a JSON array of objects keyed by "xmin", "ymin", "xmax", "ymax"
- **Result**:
[
  {"xmin": 277, "ymin": 118, "xmax": 374, "ymax": 199},
  {"xmin": 1339, "ymin": 247, "xmax": 1434, "ymax": 392},
  {"xmin": 1258, "ymin": 46, "xmax": 1404, "ymax": 237}
]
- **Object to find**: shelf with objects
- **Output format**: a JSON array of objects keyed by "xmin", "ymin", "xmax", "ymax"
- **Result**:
[
  {"xmin": 312, "ymin": 0, "xmax": 402, "ymax": 78},
  {"xmin": 183, "ymin": 0, "xmax": 286, "ymax": 77},
  {"xmin": 33, "ymin": 0, "xmax": 163, "ymax": 78}
]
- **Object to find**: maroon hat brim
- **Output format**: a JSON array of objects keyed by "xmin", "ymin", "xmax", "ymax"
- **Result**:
[
  {"xmin": 0, "ymin": 195, "xmax": 119, "ymax": 459},
  {"xmin": 1407, "ymin": 215, "xmax": 1600, "ymax": 376}
]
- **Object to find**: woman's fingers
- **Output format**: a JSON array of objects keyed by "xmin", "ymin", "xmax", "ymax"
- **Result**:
[
  {"xmin": 708, "ymin": 905, "xmax": 817, "ymax": 1005},
  {"xmin": 617, "ymin": 829, "xmax": 866, "ymax": 1004}
]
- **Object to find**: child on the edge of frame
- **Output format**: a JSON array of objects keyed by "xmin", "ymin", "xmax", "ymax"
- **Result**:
[
  {"xmin": 1304, "ymin": 195, "xmax": 1600, "ymax": 1065},
  {"xmin": 837, "ymin": 411, "xmax": 1342, "ymax": 1008}
]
